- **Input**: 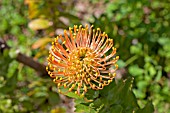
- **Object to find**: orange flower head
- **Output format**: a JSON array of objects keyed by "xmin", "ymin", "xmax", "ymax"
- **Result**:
[{"xmin": 46, "ymin": 25, "xmax": 119, "ymax": 96}]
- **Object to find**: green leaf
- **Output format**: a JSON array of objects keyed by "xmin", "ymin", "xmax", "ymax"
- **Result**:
[
  {"xmin": 130, "ymin": 43, "xmax": 142, "ymax": 55},
  {"xmin": 94, "ymin": 78, "xmax": 139, "ymax": 113},
  {"xmin": 137, "ymin": 81, "xmax": 148, "ymax": 90},
  {"xmin": 34, "ymin": 97, "xmax": 47, "ymax": 106},
  {"xmin": 133, "ymin": 89, "xmax": 146, "ymax": 99},
  {"xmin": 155, "ymin": 69, "xmax": 162, "ymax": 82},
  {"xmin": 75, "ymin": 104, "xmax": 96, "ymax": 113},
  {"xmin": 0, "ymin": 50, "xmax": 13, "ymax": 77},
  {"xmin": 60, "ymin": 86, "xmax": 82, "ymax": 99},
  {"xmin": 85, "ymin": 89, "xmax": 99, "ymax": 100},
  {"xmin": 9, "ymin": 48, "xmax": 18, "ymax": 58},
  {"xmin": 0, "ymin": 69, "xmax": 18, "ymax": 94},
  {"xmin": 148, "ymin": 66, "xmax": 156, "ymax": 77},
  {"xmin": 128, "ymin": 65, "xmax": 144, "ymax": 76},
  {"xmin": 137, "ymin": 101, "xmax": 154, "ymax": 113},
  {"xmin": 110, "ymin": 105, "xmax": 123, "ymax": 113},
  {"xmin": 48, "ymin": 92, "xmax": 60, "ymax": 105},
  {"xmin": 158, "ymin": 37, "xmax": 170, "ymax": 45},
  {"xmin": 117, "ymin": 59, "xmax": 126, "ymax": 68},
  {"xmin": 22, "ymin": 100, "xmax": 34, "ymax": 111},
  {"xmin": 118, "ymin": 78, "xmax": 139, "ymax": 112}
]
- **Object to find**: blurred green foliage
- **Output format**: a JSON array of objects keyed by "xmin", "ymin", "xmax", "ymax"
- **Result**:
[
  {"xmin": 0, "ymin": 0, "xmax": 170, "ymax": 113},
  {"xmin": 0, "ymin": 0, "xmax": 62, "ymax": 112},
  {"xmin": 90, "ymin": 0, "xmax": 170, "ymax": 112},
  {"xmin": 0, "ymin": 50, "xmax": 60, "ymax": 112}
]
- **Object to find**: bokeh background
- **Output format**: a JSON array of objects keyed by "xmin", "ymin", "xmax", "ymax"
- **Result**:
[{"xmin": 0, "ymin": 0, "xmax": 170, "ymax": 113}]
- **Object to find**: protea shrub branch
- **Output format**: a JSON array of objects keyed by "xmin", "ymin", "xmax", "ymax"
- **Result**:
[{"xmin": 46, "ymin": 25, "xmax": 119, "ymax": 96}]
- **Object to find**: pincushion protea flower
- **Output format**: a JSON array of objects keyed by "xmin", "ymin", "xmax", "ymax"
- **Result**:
[{"xmin": 46, "ymin": 25, "xmax": 119, "ymax": 96}]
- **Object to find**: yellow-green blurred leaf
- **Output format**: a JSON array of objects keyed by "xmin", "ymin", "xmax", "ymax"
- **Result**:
[
  {"xmin": 25, "ymin": 0, "xmax": 40, "ymax": 19},
  {"xmin": 28, "ymin": 18, "xmax": 52, "ymax": 30},
  {"xmin": 50, "ymin": 107, "xmax": 66, "ymax": 113},
  {"xmin": 32, "ymin": 37, "xmax": 53, "ymax": 49}
]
